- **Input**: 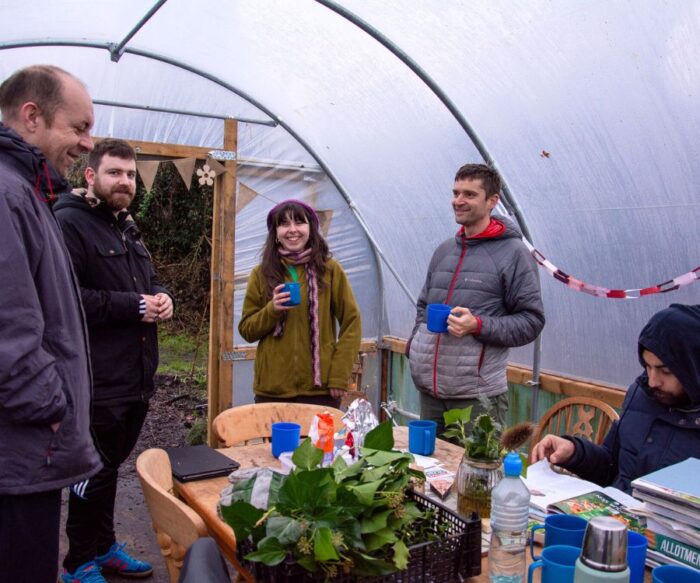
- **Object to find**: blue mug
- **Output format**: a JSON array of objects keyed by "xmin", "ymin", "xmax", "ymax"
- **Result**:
[
  {"xmin": 652, "ymin": 565, "xmax": 700, "ymax": 583},
  {"xmin": 426, "ymin": 303, "xmax": 451, "ymax": 333},
  {"xmin": 528, "ymin": 544, "xmax": 579, "ymax": 583},
  {"xmin": 408, "ymin": 420, "xmax": 437, "ymax": 456},
  {"xmin": 282, "ymin": 282, "xmax": 301, "ymax": 306},
  {"xmin": 627, "ymin": 530, "xmax": 648, "ymax": 583},
  {"xmin": 271, "ymin": 422, "xmax": 301, "ymax": 458},
  {"xmin": 531, "ymin": 514, "xmax": 588, "ymax": 560}
]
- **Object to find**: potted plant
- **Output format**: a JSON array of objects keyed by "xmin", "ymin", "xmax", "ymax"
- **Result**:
[
  {"xmin": 219, "ymin": 421, "xmax": 481, "ymax": 582},
  {"xmin": 443, "ymin": 406, "xmax": 533, "ymax": 520}
]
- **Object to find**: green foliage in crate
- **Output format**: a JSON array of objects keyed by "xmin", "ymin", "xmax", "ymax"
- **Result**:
[{"xmin": 220, "ymin": 421, "xmax": 443, "ymax": 579}]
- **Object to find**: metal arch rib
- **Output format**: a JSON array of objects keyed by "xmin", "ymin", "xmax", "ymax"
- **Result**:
[
  {"xmin": 109, "ymin": 0, "xmax": 169, "ymax": 62},
  {"xmin": 0, "ymin": 39, "xmax": 400, "ymax": 331},
  {"xmin": 314, "ymin": 0, "xmax": 534, "ymax": 244},
  {"xmin": 92, "ymin": 99, "xmax": 277, "ymax": 127}
]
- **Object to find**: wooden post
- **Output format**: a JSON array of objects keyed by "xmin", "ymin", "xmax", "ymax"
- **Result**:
[{"xmin": 207, "ymin": 119, "xmax": 238, "ymax": 445}]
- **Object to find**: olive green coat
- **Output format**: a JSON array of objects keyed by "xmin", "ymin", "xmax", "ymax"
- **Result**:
[{"xmin": 239, "ymin": 259, "xmax": 361, "ymax": 398}]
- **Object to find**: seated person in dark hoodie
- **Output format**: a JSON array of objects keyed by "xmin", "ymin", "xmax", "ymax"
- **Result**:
[{"xmin": 531, "ymin": 303, "xmax": 700, "ymax": 493}]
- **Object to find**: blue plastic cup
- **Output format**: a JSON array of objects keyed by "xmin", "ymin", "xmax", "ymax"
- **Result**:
[
  {"xmin": 282, "ymin": 282, "xmax": 301, "ymax": 306},
  {"xmin": 408, "ymin": 420, "xmax": 437, "ymax": 456},
  {"xmin": 531, "ymin": 514, "xmax": 588, "ymax": 560},
  {"xmin": 528, "ymin": 544, "xmax": 579, "ymax": 583},
  {"xmin": 426, "ymin": 303, "xmax": 451, "ymax": 333},
  {"xmin": 652, "ymin": 565, "xmax": 700, "ymax": 583},
  {"xmin": 271, "ymin": 422, "xmax": 301, "ymax": 458},
  {"xmin": 627, "ymin": 530, "xmax": 648, "ymax": 583}
]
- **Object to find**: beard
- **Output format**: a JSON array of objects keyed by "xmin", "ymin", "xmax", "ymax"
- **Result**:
[
  {"xmin": 93, "ymin": 182, "xmax": 134, "ymax": 211},
  {"xmin": 648, "ymin": 386, "xmax": 689, "ymax": 408}
]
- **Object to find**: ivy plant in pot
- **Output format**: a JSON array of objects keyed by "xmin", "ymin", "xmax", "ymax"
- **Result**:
[
  {"xmin": 220, "ymin": 421, "xmax": 452, "ymax": 581},
  {"xmin": 443, "ymin": 407, "xmax": 533, "ymax": 520}
]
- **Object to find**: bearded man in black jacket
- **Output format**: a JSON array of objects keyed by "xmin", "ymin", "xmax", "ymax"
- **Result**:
[{"xmin": 54, "ymin": 138, "xmax": 173, "ymax": 582}]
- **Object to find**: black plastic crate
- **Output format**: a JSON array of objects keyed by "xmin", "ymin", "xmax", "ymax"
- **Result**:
[{"xmin": 237, "ymin": 490, "xmax": 481, "ymax": 582}]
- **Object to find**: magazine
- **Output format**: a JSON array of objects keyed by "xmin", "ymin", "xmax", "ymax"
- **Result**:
[
  {"xmin": 630, "ymin": 458, "xmax": 700, "ymax": 510},
  {"xmin": 647, "ymin": 532, "xmax": 700, "ymax": 570},
  {"xmin": 547, "ymin": 490, "xmax": 646, "ymax": 533},
  {"xmin": 523, "ymin": 460, "xmax": 601, "ymax": 516},
  {"xmin": 632, "ymin": 500, "xmax": 700, "ymax": 537},
  {"xmin": 632, "ymin": 489, "xmax": 700, "ymax": 524}
]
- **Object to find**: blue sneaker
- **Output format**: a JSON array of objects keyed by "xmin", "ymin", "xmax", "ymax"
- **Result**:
[
  {"xmin": 60, "ymin": 561, "xmax": 107, "ymax": 583},
  {"xmin": 95, "ymin": 542, "xmax": 153, "ymax": 578}
]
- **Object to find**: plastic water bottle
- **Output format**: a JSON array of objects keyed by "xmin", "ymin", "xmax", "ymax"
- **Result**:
[{"xmin": 488, "ymin": 452, "xmax": 531, "ymax": 583}]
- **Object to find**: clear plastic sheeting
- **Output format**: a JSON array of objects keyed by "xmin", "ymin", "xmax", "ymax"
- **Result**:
[{"xmin": 0, "ymin": 0, "xmax": 697, "ymax": 390}]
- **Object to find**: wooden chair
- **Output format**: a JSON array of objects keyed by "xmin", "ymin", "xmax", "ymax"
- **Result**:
[
  {"xmin": 212, "ymin": 402, "xmax": 345, "ymax": 447},
  {"xmin": 529, "ymin": 396, "xmax": 619, "ymax": 457},
  {"xmin": 136, "ymin": 448, "xmax": 209, "ymax": 583}
]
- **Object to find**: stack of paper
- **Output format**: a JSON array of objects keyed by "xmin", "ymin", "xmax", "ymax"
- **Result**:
[{"xmin": 630, "ymin": 458, "xmax": 700, "ymax": 570}]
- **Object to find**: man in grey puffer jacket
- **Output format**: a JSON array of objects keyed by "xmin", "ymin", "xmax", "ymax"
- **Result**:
[
  {"xmin": 409, "ymin": 163, "xmax": 545, "ymax": 435},
  {"xmin": 0, "ymin": 65, "xmax": 101, "ymax": 583}
]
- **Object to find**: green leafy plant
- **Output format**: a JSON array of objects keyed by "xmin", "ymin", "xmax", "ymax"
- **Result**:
[
  {"xmin": 220, "ymin": 421, "xmax": 438, "ymax": 579},
  {"xmin": 443, "ymin": 407, "xmax": 503, "ymax": 461},
  {"xmin": 443, "ymin": 408, "xmax": 534, "ymax": 472}
]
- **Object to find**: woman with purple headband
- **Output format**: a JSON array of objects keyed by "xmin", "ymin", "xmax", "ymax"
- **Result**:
[{"xmin": 239, "ymin": 200, "xmax": 361, "ymax": 408}]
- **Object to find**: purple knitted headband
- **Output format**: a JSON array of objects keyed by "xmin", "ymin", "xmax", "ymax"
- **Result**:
[{"xmin": 266, "ymin": 199, "xmax": 319, "ymax": 230}]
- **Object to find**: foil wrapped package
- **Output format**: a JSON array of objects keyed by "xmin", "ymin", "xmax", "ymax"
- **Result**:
[{"xmin": 341, "ymin": 398, "xmax": 379, "ymax": 452}]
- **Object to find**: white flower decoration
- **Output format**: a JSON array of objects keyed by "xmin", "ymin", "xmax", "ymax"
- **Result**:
[{"xmin": 196, "ymin": 164, "xmax": 216, "ymax": 186}]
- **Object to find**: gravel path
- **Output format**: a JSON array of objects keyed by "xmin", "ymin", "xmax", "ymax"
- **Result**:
[{"xmin": 58, "ymin": 375, "xmax": 204, "ymax": 582}]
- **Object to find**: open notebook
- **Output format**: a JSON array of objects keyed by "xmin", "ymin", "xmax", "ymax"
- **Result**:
[{"xmin": 166, "ymin": 445, "xmax": 240, "ymax": 482}]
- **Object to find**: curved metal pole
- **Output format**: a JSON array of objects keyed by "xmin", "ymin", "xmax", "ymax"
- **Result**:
[
  {"xmin": 93, "ymin": 98, "xmax": 277, "ymax": 126},
  {"xmin": 315, "ymin": 0, "xmax": 534, "ymax": 244},
  {"xmin": 0, "ymin": 39, "xmax": 397, "ymax": 335},
  {"xmin": 109, "ymin": 0, "xmax": 169, "ymax": 62}
]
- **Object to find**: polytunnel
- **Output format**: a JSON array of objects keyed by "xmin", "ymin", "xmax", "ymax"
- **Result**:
[{"xmin": 1, "ymin": 0, "xmax": 698, "ymax": 428}]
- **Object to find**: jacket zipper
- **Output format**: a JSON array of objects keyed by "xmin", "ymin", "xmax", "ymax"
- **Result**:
[
  {"xmin": 432, "ymin": 236, "xmax": 468, "ymax": 398},
  {"xmin": 476, "ymin": 345, "xmax": 486, "ymax": 376}
]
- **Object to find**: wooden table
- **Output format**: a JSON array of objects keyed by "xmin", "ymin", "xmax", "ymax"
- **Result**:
[
  {"xmin": 175, "ymin": 427, "xmax": 652, "ymax": 582},
  {"xmin": 175, "ymin": 427, "xmax": 472, "ymax": 580}
]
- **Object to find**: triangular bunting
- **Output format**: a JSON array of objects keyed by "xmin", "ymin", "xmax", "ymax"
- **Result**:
[
  {"xmin": 206, "ymin": 158, "xmax": 227, "ymax": 176},
  {"xmin": 317, "ymin": 209, "xmax": 333, "ymax": 238},
  {"xmin": 172, "ymin": 158, "xmax": 196, "ymax": 190},
  {"xmin": 237, "ymin": 182, "xmax": 259, "ymax": 214},
  {"xmin": 136, "ymin": 160, "xmax": 160, "ymax": 192},
  {"xmin": 306, "ymin": 183, "xmax": 319, "ymax": 209}
]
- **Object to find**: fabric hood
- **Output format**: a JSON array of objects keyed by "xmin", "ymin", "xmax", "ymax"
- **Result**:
[{"xmin": 637, "ymin": 303, "xmax": 700, "ymax": 409}]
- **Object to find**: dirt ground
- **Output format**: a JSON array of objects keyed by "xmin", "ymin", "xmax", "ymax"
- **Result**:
[{"xmin": 58, "ymin": 375, "xmax": 206, "ymax": 582}]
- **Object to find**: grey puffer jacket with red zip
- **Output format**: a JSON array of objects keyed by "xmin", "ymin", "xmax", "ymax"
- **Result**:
[
  {"xmin": 408, "ymin": 216, "xmax": 544, "ymax": 400},
  {"xmin": 0, "ymin": 123, "xmax": 101, "ymax": 495}
]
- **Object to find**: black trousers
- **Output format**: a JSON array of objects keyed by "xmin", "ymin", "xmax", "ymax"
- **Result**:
[
  {"xmin": 63, "ymin": 400, "xmax": 149, "ymax": 572},
  {"xmin": 0, "ymin": 489, "xmax": 62, "ymax": 583},
  {"xmin": 254, "ymin": 393, "xmax": 341, "ymax": 409}
]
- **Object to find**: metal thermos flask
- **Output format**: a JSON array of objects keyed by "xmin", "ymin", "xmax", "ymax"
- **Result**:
[{"xmin": 574, "ymin": 517, "xmax": 630, "ymax": 583}]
